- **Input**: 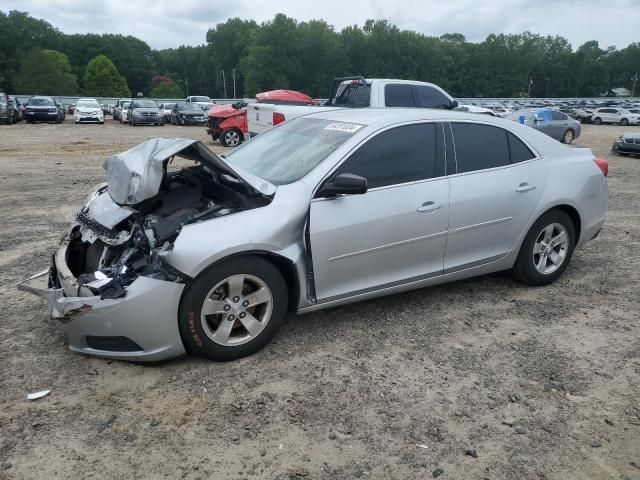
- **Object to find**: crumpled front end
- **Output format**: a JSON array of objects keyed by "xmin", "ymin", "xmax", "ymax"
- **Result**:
[{"xmin": 18, "ymin": 138, "xmax": 274, "ymax": 361}]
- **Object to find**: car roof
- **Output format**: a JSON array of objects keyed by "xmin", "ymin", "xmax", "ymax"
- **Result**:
[{"xmin": 303, "ymin": 107, "xmax": 517, "ymax": 128}]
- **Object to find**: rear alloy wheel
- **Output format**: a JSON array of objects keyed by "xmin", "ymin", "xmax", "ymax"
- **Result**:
[
  {"xmin": 561, "ymin": 129, "xmax": 574, "ymax": 144},
  {"xmin": 178, "ymin": 257, "xmax": 288, "ymax": 361},
  {"xmin": 620, "ymin": 118, "xmax": 629, "ymax": 126},
  {"xmin": 593, "ymin": 117, "xmax": 602, "ymax": 125},
  {"xmin": 512, "ymin": 210, "xmax": 576, "ymax": 286},
  {"xmin": 221, "ymin": 128, "xmax": 242, "ymax": 147}
]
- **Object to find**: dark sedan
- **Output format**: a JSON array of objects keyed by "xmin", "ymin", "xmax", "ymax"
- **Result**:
[
  {"xmin": 612, "ymin": 133, "xmax": 640, "ymax": 156},
  {"xmin": 25, "ymin": 96, "xmax": 62, "ymax": 124},
  {"xmin": 170, "ymin": 102, "xmax": 206, "ymax": 126}
]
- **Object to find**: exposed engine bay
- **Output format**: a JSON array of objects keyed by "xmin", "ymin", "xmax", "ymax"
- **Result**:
[{"xmin": 62, "ymin": 139, "xmax": 273, "ymax": 300}]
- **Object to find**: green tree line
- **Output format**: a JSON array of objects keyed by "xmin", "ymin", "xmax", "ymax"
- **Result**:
[{"xmin": 1, "ymin": 10, "xmax": 639, "ymax": 98}]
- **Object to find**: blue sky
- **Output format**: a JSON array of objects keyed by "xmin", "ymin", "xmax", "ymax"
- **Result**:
[{"xmin": 4, "ymin": 0, "xmax": 639, "ymax": 50}]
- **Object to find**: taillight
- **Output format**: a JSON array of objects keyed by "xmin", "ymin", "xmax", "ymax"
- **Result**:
[
  {"xmin": 594, "ymin": 158, "xmax": 608, "ymax": 177},
  {"xmin": 273, "ymin": 112, "xmax": 285, "ymax": 126}
]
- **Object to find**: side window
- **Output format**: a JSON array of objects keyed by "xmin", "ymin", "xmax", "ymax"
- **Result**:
[
  {"xmin": 414, "ymin": 85, "xmax": 452, "ymax": 109},
  {"xmin": 451, "ymin": 123, "xmax": 510, "ymax": 173},
  {"xmin": 508, "ymin": 132, "xmax": 536, "ymax": 163},
  {"xmin": 336, "ymin": 123, "xmax": 440, "ymax": 189},
  {"xmin": 384, "ymin": 84, "xmax": 415, "ymax": 107},
  {"xmin": 551, "ymin": 111, "xmax": 567, "ymax": 121}
]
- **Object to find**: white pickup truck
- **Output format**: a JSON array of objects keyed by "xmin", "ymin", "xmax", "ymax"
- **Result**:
[{"xmin": 247, "ymin": 76, "xmax": 457, "ymax": 137}]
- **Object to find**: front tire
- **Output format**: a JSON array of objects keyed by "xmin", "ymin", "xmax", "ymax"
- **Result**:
[
  {"xmin": 220, "ymin": 128, "xmax": 242, "ymax": 147},
  {"xmin": 620, "ymin": 118, "xmax": 629, "ymax": 126},
  {"xmin": 512, "ymin": 210, "xmax": 576, "ymax": 286},
  {"xmin": 178, "ymin": 257, "xmax": 288, "ymax": 361},
  {"xmin": 593, "ymin": 117, "xmax": 602, "ymax": 125}
]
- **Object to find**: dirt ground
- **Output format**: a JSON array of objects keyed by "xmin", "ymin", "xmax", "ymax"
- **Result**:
[{"xmin": 0, "ymin": 118, "xmax": 638, "ymax": 480}]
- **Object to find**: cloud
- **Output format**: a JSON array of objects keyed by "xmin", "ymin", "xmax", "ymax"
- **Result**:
[{"xmin": 4, "ymin": 0, "xmax": 639, "ymax": 49}]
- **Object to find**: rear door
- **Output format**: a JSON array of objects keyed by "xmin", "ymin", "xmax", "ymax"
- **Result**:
[
  {"xmin": 444, "ymin": 122, "xmax": 547, "ymax": 272},
  {"xmin": 550, "ymin": 111, "xmax": 570, "ymax": 139},
  {"xmin": 309, "ymin": 122, "xmax": 449, "ymax": 301}
]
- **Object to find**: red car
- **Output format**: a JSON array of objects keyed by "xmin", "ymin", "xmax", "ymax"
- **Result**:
[{"xmin": 206, "ymin": 90, "xmax": 316, "ymax": 147}]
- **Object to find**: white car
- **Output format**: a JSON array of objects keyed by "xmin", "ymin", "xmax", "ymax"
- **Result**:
[
  {"xmin": 159, "ymin": 103, "xmax": 175, "ymax": 122},
  {"xmin": 119, "ymin": 102, "xmax": 131, "ymax": 123},
  {"xmin": 591, "ymin": 107, "xmax": 640, "ymax": 126},
  {"xmin": 74, "ymin": 98, "xmax": 104, "ymax": 124},
  {"xmin": 492, "ymin": 106, "xmax": 513, "ymax": 118},
  {"xmin": 185, "ymin": 96, "xmax": 213, "ymax": 111}
]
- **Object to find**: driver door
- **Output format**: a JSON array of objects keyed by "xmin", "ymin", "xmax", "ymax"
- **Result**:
[{"xmin": 309, "ymin": 123, "xmax": 449, "ymax": 302}]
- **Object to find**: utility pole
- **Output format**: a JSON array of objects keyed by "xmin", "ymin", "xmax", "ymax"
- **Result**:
[
  {"xmin": 545, "ymin": 78, "xmax": 550, "ymax": 98},
  {"xmin": 632, "ymin": 74, "xmax": 639, "ymax": 97},
  {"xmin": 232, "ymin": 69, "xmax": 236, "ymax": 99},
  {"xmin": 528, "ymin": 76, "xmax": 533, "ymax": 98},
  {"xmin": 222, "ymin": 70, "xmax": 227, "ymax": 99}
]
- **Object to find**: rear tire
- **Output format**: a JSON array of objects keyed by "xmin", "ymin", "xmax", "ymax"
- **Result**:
[
  {"xmin": 620, "ymin": 118, "xmax": 629, "ymax": 126},
  {"xmin": 593, "ymin": 117, "xmax": 602, "ymax": 125},
  {"xmin": 561, "ymin": 129, "xmax": 574, "ymax": 144},
  {"xmin": 178, "ymin": 257, "xmax": 288, "ymax": 361},
  {"xmin": 512, "ymin": 209, "xmax": 576, "ymax": 286}
]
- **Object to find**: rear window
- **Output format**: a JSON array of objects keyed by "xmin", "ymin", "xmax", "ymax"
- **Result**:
[
  {"xmin": 508, "ymin": 133, "xmax": 536, "ymax": 163},
  {"xmin": 331, "ymin": 83, "xmax": 371, "ymax": 107},
  {"xmin": 451, "ymin": 123, "xmax": 510, "ymax": 173},
  {"xmin": 28, "ymin": 98, "xmax": 55, "ymax": 106}
]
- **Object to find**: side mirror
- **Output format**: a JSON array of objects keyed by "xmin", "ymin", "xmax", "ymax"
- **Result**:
[
  {"xmin": 534, "ymin": 115, "xmax": 543, "ymax": 123},
  {"xmin": 318, "ymin": 173, "xmax": 368, "ymax": 197},
  {"xmin": 450, "ymin": 99, "xmax": 459, "ymax": 109}
]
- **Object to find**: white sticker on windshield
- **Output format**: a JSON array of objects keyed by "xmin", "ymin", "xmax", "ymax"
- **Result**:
[{"xmin": 324, "ymin": 122, "xmax": 363, "ymax": 133}]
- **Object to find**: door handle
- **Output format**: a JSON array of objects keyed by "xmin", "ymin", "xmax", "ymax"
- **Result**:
[
  {"xmin": 417, "ymin": 201, "xmax": 441, "ymax": 213},
  {"xmin": 516, "ymin": 183, "xmax": 536, "ymax": 193}
]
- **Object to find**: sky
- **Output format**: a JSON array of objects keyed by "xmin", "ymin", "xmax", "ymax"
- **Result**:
[{"xmin": 4, "ymin": 0, "xmax": 639, "ymax": 50}]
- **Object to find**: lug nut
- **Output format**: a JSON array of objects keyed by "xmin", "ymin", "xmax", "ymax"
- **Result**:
[
  {"xmin": 242, "ymin": 300, "xmax": 249, "ymax": 307},
  {"xmin": 239, "ymin": 312, "xmax": 246, "ymax": 318},
  {"xmin": 227, "ymin": 314, "xmax": 235, "ymax": 321},
  {"xmin": 233, "ymin": 296, "xmax": 240, "ymax": 303},
  {"xmin": 224, "ymin": 305, "xmax": 231, "ymax": 311}
]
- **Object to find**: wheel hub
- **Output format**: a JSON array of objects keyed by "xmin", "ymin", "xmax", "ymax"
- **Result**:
[{"xmin": 200, "ymin": 274, "xmax": 273, "ymax": 346}]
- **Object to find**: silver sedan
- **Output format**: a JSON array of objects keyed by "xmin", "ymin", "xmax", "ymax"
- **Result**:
[{"xmin": 19, "ymin": 109, "xmax": 608, "ymax": 362}]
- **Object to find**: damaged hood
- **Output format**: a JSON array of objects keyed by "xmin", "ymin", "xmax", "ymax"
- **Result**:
[{"xmin": 103, "ymin": 138, "xmax": 275, "ymax": 205}]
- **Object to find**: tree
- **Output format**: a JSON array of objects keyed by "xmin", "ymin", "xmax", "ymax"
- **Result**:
[
  {"xmin": 149, "ymin": 77, "xmax": 184, "ymax": 98},
  {"xmin": 15, "ymin": 48, "xmax": 78, "ymax": 95},
  {"xmin": 84, "ymin": 54, "xmax": 130, "ymax": 97}
]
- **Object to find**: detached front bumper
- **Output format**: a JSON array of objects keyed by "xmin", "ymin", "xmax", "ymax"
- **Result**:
[{"xmin": 17, "ymin": 240, "xmax": 186, "ymax": 362}]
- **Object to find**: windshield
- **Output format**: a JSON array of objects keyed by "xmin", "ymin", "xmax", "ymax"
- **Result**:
[
  {"xmin": 123, "ymin": 102, "xmax": 131, "ymax": 109},
  {"xmin": 132, "ymin": 100, "xmax": 157, "ymax": 108},
  {"xmin": 28, "ymin": 98, "xmax": 55, "ymax": 106},
  {"xmin": 178, "ymin": 102, "xmax": 201, "ymax": 111},
  {"xmin": 77, "ymin": 100, "xmax": 100, "ymax": 108},
  {"xmin": 191, "ymin": 96, "xmax": 211, "ymax": 102},
  {"xmin": 164, "ymin": 103, "xmax": 176, "ymax": 109},
  {"xmin": 224, "ymin": 118, "xmax": 362, "ymax": 185}
]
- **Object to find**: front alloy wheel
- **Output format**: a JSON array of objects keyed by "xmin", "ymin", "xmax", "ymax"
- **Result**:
[
  {"xmin": 221, "ymin": 129, "xmax": 241, "ymax": 147},
  {"xmin": 200, "ymin": 274, "xmax": 273, "ymax": 347},
  {"xmin": 178, "ymin": 257, "xmax": 288, "ymax": 361}
]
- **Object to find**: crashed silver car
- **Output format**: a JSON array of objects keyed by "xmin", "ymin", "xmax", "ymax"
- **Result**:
[{"xmin": 19, "ymin": 109, "xmax": 608, "ymax": 362}]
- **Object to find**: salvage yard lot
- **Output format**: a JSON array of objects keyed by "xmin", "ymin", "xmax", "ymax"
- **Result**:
[{"xmin": 0, "ymin": 120, "xmax": 639, "ymax": 479}]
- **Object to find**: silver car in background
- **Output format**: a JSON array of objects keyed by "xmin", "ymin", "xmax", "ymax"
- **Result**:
[
  {"xmin": 18, "ymin": 109, "xmax": 608, "ymax": 362},
  {"xmin": 508, "ymin": 108, "xmax": 582, "ymax": 144}
]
